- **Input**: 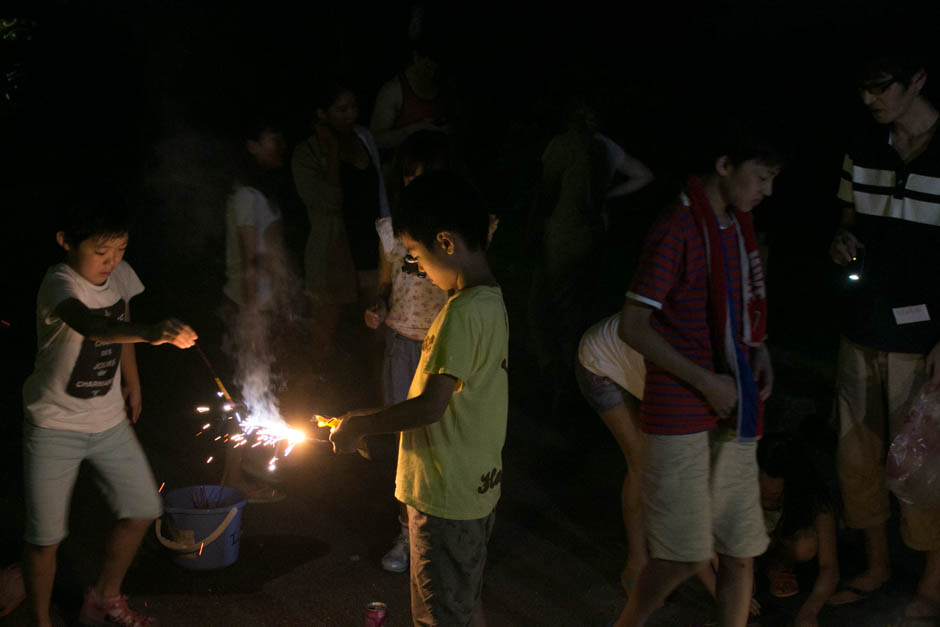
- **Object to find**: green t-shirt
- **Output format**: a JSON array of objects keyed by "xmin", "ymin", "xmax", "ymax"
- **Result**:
[{"xmin": 395, "ymin": 285, "xmax": 509, "ymax": 520}]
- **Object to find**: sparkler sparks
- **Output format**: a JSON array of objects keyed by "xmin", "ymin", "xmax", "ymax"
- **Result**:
[{"xmin": 191, "ymin": 341, "xmax": 308, "ymax": 472}]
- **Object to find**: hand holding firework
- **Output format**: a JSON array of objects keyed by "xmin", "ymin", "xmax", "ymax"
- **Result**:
[
  {"xmin": 149, "ymin": 318, "xmax": 198, "ymax": 348},
  {"xmin": 315, "ymin": 413, "xmax": 373, "ymax": 458}
]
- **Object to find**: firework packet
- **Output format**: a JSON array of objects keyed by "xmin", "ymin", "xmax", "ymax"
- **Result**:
[{"xmin": 886, "ymin": 383, "xmax": 940, "ymax": 508}]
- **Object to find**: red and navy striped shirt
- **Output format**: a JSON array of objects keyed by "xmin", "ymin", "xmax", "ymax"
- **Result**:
[{"xmin": 627, "ymin": 203, "xmax": 745, "ymax": 435}]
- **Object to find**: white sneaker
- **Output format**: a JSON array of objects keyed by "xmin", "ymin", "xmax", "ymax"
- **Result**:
[{"xmin": 381, "ymin": 531, "xmax": 409, "ymax": 573}]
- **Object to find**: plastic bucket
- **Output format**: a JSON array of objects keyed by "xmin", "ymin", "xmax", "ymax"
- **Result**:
[{"xmin": 155, "ymin": 485, "xmax": 246, "ymax": 570}]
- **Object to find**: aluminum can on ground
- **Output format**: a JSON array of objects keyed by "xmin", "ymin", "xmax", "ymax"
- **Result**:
[{"xmin": 365, "ymin": 601, "xmax": 387, "ymax": 627}]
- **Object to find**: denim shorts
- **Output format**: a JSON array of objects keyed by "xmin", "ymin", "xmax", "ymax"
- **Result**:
[
  {"xmin": 575, "ymin": 359, "xmax": 632, "ymax": 413},
  {"xmin": 23, "ymin": 419, "xmax": 163, "ymax": 546},
  {"xmin": 382, "ymin": 327, "xmax": 423, "ymax": 407}
]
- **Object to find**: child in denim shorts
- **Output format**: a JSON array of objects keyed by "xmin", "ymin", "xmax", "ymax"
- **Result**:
[{"xmin": 21, "ymin": 198, "xmax": 197, "ymax": 627}]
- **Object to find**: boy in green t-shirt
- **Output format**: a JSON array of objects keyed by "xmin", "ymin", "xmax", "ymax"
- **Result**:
[{"xmin": 331, "ymin": 171, "xmax": 508, "ymax": 626}]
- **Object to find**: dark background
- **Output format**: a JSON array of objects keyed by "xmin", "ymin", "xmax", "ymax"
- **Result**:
[
  {"xmin": 5, "ymin": 0, "xmax": 929, "ymax": 423},
  {"xmin": 1, "ymin": 3, "xmax": 939, "ymax": 623}
]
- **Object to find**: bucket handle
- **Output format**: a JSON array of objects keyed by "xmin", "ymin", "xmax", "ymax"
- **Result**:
[{"xmin": 154, "ymin": 507, "xmax": 238, "ymax": 553}]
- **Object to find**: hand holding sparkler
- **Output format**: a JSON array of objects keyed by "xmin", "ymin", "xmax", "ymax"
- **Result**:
[
  {"xmin": 149, "ymin": 318, "xmax": 198, "ymax": 349},
  {"xmin": 315, "ymin": 413, "xmax": 373, "ymax": 458}
]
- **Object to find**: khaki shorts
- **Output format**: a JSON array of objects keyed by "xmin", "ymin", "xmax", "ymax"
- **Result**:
[
  {"xmin": 643, "ymin": 432, "xmax": 767, "ymax": 562},
  {"xmin": 408, "ymin": 505, "xmax": 495, "ymax": 627},
  {"xmin": 834, "ymin": 336, "xmax": 940, "ymax": 551}
]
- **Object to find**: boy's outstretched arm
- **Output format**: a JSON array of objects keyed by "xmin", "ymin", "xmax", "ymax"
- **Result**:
[
  {"xmin": 121, "ymin": 302, "xmax": 143, "ymax": 422},
  {"xmin": 619, "ymin": 300, "xmax": 737, "ymax": 418},
  {"xmin": 53, "ymin": 298, "xmax": 197, "ymax": 348},
  {"xmin": 330, "ymin": 373, "xmax": 458, "ymax": 454}
]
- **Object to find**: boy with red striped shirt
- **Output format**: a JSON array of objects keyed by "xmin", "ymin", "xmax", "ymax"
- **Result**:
[{"xmin": 612, "ymin": 122, "xmax": 783, "ymax": 627}]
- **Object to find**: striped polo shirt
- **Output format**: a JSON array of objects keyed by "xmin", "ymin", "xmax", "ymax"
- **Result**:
[
  {"xmin": 627, "ymin": 201, "xmax": 745, "ymax": 435},
  {"xmin": 837, "ymin": 122, "xmax": 940, "ymax": 353}
]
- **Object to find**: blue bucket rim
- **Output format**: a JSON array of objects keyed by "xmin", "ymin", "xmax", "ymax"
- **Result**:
[{"xmin": 163, "ymin": 485, "xmax": 246, "ymax": 515}]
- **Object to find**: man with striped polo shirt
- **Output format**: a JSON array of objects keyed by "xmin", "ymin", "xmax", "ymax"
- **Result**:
[
  {"xmin": 827, "ymin": 40, "xmax": 940, "ymax": 621},
  {"xmin": 612, "ymin": 121, "xmax": 782, "ymax": 627}
]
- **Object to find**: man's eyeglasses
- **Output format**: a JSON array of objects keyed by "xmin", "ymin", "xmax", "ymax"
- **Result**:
[{"xmin": 858, "ymin": 77, "xmax": 896, "ymax": 96}]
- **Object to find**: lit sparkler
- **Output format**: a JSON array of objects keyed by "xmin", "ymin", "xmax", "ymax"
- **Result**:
[{"xmin": 191, "ymin": 342, "xmax": 310, "ymax": 471}]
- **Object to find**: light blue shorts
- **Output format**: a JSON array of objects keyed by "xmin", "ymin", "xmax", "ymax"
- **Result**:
[{"xmin": 23, "ymin": 419, "xmax": 163, "ymax": 546}]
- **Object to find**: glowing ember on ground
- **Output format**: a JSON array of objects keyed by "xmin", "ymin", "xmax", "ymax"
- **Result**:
[{"xmin": 158, "ymin": 482, "xmax": 165, "ymax": 493}]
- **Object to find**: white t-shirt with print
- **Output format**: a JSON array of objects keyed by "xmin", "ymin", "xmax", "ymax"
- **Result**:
[{"xmin": 23, "ymin": 261, "xmax": 144, "ymax": 433}]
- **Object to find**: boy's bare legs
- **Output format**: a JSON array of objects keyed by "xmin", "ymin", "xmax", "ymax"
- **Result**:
[
  {"xmin": 907, "ymin": 549, "xmax": 940, "ymax": 618},
  {"xmin": 698, "ymin": 555, "xmax": 718, "ymax": 598},
  {"xmin": 829, "ymin": 522, "xmax": 890, "ymax": 604},
  {"xmin": 716, "ymin": 554, "xmax": 753, "ymax": 627},
  {"xmin": 24, "ymin": 542, "xmax": 58, "ymax": 627},
  {"xmin": 613, "ymin": 558, "xmax": 705, "ymax": 626},
  {"xmin": 597, "ymin": 398, "xmax": 647, "ymax": 587},
  {"xmin": 94, "ymin": 518, "xmax": 152, "ymax": 599}
]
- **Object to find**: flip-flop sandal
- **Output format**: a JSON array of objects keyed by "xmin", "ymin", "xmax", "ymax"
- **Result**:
[
  {"xmin": 0, "ymin": 563, "xmax": 25, "ymax": 617},
  {"xmin": 768, "ymin": 567, "xmax": 799, "ymax": 598},
  {"xmin": 826, "ymin": 582, "xmax": 886, "ymax": 606}
]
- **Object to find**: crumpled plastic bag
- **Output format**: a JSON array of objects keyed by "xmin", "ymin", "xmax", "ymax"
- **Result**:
[{"xmin": 886, "ymin": 384, "xmax": 940, "ymax": 508}]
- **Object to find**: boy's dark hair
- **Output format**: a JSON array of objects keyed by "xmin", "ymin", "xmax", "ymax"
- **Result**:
[
  {"xmin": 398, "ymin": 129, "xmax": 453, "ymax": 179},
  {"xmin": 411, "ymin": 33, "xmax": 444, "ymax": 64},
  {"xmin": 692, "ymin": 114, "xmax": 788, "ymax": 175},
  {"xmin": 240, "ymin": 112, "xmax": 282, "ymax": 143},
  {"xmin": 393, "ymin": 171, "xmax": 489, "ymax": 251},
  {"xmin": 58, "ymin": 193, "xmax": 130, "ymax": 247},
  {"xmin": 314, "ymin": 77, "xmax": 353, "ymax": 114},
  {"xmin": 758, "ymin": 432, "xmax": 836, "ymax": 538}
]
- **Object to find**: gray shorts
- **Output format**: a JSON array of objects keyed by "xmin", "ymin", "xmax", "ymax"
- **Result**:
[
  {"xmin": 23, "ymin": 419, "xmax": 163, "ymax": 546},
  {"xmin": 408, "ymin": 505, "xmax": 496, "ymax": 626},
  {"xmin": 575, "ymin": 359, "xmax": 632, "ymax": 413}
]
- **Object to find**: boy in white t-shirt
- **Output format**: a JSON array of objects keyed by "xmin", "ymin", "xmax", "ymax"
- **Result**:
[{"xmin": 22, "ymin": 201, "xmax": 197, "ymax": 627}]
